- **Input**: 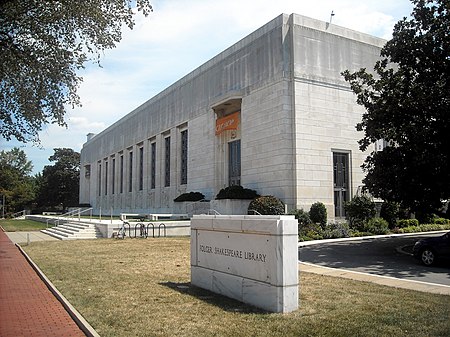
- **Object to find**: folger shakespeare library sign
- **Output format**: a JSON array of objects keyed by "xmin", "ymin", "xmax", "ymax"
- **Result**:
[{"xmin": 191, "ymin": 215, "xmax": 298, "ymax": 313}]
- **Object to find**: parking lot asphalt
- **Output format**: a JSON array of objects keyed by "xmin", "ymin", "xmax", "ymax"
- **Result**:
[{"xmin": 298, "ymin": 232, "xmax": 450, "ymax": 290}]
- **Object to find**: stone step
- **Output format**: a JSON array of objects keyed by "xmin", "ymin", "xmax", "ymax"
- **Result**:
[{"xmin": 41, "ymin": 222, "xmax": 101, "ymax": 240}]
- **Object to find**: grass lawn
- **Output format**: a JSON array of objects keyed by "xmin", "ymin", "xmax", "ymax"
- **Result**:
[
  {"xmin": 23, "ymin": 238, "xmax": 450, "ymax": 337},
  {"xmin": 0, "ymin": 219, "xmax": 48, "ymax": 231}
]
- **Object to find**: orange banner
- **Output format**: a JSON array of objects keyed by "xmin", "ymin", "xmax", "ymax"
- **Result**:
[{"xmin": 215, "ymin": 111, "xmax": 240, "ymax": 135}]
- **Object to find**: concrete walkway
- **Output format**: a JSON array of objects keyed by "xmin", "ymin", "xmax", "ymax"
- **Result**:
[
  {"xmin": 5, "ymin": 231, "xmax": 59, "ymax": 244},
  {"xmin": 0, "ymin": 230, "xmax": 88, "ymax": 336}
]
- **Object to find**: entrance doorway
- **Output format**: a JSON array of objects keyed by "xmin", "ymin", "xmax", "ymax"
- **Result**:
[
  {"xmin": 229, "ymin": 140, "xmax": 241, "ymax": 186},
  {"xmin": 333, "ymin": 152, "xmax": 349, "ymax": 217}
]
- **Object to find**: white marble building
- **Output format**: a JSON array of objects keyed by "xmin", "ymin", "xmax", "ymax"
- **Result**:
[{"xmin": 79, "ymin": 13, "xmax": 385, "ymax": 218}]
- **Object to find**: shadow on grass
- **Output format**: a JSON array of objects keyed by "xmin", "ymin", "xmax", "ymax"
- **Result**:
[{"xmin": 160, "ymin": 281, "xmax": 267, "ymax": 314}]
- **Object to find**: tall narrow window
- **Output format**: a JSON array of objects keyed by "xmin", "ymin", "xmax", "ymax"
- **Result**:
[
  {"xmin": 164, "ymin": 137, "xmax": 170, "ymax": 187},
  {"xmin": 151, "ymin": 142, "xmax": 156, "ymax": 189},
  {"xmin": 333, "ymin": 152, "xmax": 350, "ymax": 217},
  {"xmin": 180, "ymin": 130, "xmax": 188, "ymax": 185},
  {"xmin": 98, "ymin": 163, "xmax": 102, "ymax": 196},
  {"xmin": 139, "ymin": 147, "xmax": 144, "ymax": 191},
  {"xmin": 228, "ymin": 140, "xmax": 241, "ymax": 186},
  {"xmin": 129, "ymin": 151, "xmax": 133, "ymax": 192},
  {"xmin": 104, "ymin": 161, "xmax": 108, "ymax": 195},
  {"xmin": 112, "ymin": 158, "xmax": 116, "ymax": 194},
  {"xmin": 120, "ymin": 155, "xmax": 124, "ymax": 193}
]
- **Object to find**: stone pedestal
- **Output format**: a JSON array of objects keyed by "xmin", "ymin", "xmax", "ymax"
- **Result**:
[{"xmin": 190, "ymin": 215, "xmax": 298, "ymax": 313}]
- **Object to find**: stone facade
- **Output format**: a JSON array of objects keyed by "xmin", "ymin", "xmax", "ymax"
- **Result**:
[{"xmin": 79, "ymin": 13, "xmax": 385, "ymax": 218}]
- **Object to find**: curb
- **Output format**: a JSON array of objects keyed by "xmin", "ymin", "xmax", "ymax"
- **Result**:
[{"xmin": 16, "ymin": 243, "xmax": 100, "ymax": 337}]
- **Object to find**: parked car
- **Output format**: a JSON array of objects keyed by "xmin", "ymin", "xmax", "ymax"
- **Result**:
[{"xmin": 413, "ymin": 232, "xmax": 450, "ymax": 266}]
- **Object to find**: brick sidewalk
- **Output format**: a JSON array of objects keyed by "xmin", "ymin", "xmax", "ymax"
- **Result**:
[{"xmin": 0, "ymin": 230, "xmax": 86, "ymax": 337}]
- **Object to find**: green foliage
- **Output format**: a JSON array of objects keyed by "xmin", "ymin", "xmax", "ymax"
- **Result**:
[
  {"xmin": 396, "ymin": 219, "xmax": 419, "ymax": 228},
  {"xmin": 289, "ymin": 209, "xmax": 312, "ymax": 235},
  {"xmin": 432, "ymin": 217, "xmax": 450, "ymax": 225},
  {"xmin": 290, "ymin": 209, "xmax": 312, "ymax": 226},
  {"xmin": 344, "ymin": 196, "xmax": 376, "ymax": 230},
  {"xmin": 309, "ymin": 202, "xmax": 327, "ymax": 228},
  {"xmin": 299, "ymin": 221, "xmax": 351, "ymax": 241},
  {"xmin": 363, "ymin": 218, "xmax": 389, "ymax": 235},
  {"xmin": 248, "ymin": 196, "xmax": 284, "ymax": 215},
  {"xmin": 36, "ymin": 148, "xmax": 80, "ymax": 210},
  {"xmin": 380, "ymin": 201, "xmax": 400, "ymax": 229},
  {"xmin": 0, "ymin": 0, "xmax": 152, "ymax": 143},
  {"xmin": 299, "ymin": 222, "xmax": 324, "ymax": 241},
  {"xmin": 394, "ymin": 223, "xmax": 450, "ymax": 234},
  {"xmin": 323, "ymin": 222, "xmax": 351, "ymax": 239},
  {"xmin": 342, "ymin": 0, "xmax": 450, "ymax": 215},
  {"xmin": 174, "ymin": 192, "xmax": 205, "ymax": 202},
  {"xmin": 0, "ymin": 147, "xmax": 35, "ymax": 214},
  {"xmin": 216, "ymin": 185, "xmax": 259, "ymax": 200}
]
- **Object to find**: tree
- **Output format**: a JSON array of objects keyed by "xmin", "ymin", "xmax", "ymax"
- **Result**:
[
  {"xmin": 344, "ymin": 196, "xmax": 376, "ymax": 231},
  {"xmin": 342, "ymin": 0, "xmax": 449, "ymax": 215},
  {"xmin": 0, "ymin": 147, "xmax": 35, "ymax": 214},
  {"xmin": 0, "ymin": 0, "xmax": 152, "ymax": 143},
  {"xmin": 36, "ymin": 148, "xmax": 80, "ymax": 210}
]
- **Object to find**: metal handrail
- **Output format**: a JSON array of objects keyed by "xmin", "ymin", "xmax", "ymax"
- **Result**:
[
  {"xmin": 248, "ymin": 209, "xmax": 262, "ymax": 215},
  {"xmin": 11, "ymin": 210, "xmax": 27, "ymax": 219},
  {"xmin": 46, "ymin": 207, "xmax": 93, "ymax": 228},
  {"xmin": 207, "ymin": 209, "xmax": 221, "ymax": 215}
]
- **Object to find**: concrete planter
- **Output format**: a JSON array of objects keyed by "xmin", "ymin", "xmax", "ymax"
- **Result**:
[
  {"xmin": 173, "ymin": 201, "xmax": 211, "ymax": 217},
  {"xmin": 210, "ymin": 199, "xmax": 252, "ymax": 215}
]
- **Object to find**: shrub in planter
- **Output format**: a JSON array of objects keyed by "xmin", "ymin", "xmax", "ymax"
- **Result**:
[
  {"xmin": 174, "ymin": 191, "xmax": 205, "ymax": 202},
  {"xmin": 248, "ymin": 195, "xmax": 284, "ymax": 215},
  {"xmin": 380, "ymin": 201, "xmax": 400, "ymax": 229},
  {"xmin": 216, "ymin": 185, "xmax": 259, "ymax": 200},
  {"xmin": 309, "ymin": 202, "xmax": 327, "ymax": 228},
  {"xmin": 344, "ymin": 196, "xmax": 376, "ymax": 231},
  {"xmin": 363, "ymin": 217, "xmax": 389, "ymax": 235}
]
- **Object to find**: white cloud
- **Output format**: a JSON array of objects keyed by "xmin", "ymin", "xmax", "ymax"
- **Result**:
[{"xmin": 3, "ymin": 0, "xmax": 414, "ymax": 174}]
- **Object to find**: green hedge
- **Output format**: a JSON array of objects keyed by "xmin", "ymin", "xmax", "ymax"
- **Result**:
[
  {"xmin": 394, "ymin": 224, "xmax": 450, "ymax": 234},
  {"xmin": 174, "ymin": 192, "xmax": 205, "ymax": 202},
  {"xmin": 216, "ymin": 185, "xmax": 259, "ymax": 200}
]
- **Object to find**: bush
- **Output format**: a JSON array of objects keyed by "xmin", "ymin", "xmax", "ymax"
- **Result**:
[
  {"xmin": 396, "ymin": 219, "xmax": 419, "ymax": 228},
  {"xmin": 323, "ymin": 222, "xmax": 351, "ymax": 239},
  {"xmin": 432, "ymin": 217, "xmax": 450, "ymax": 225},
  {"xmin": 173, "ymin": 192, "xmax": 205, "ymax": 202},
  {"xmin": 363, "ymin": 217, "xmax": 389, "ymax": 235},
  {"xmin": 289, "ymin": 209, "xmax": 312, "ymax": 234},
  {"xmin": 344, "ymin": 196, "xmax": 376, "ymax": 231},
  {"xmin": 309, "ymin": 202, "xmax": 327, "ymax": 228},
  {"xmin": 299, "ymin": 222, "xmax": 324, "ymax": 241},
  {"xmin": 380, "ymin": 201, "xmax": 400, "ymax": 229},
  {"xmin": 394, "ymin": 223, "xmax": 450, "ymax": 234},
  {"xmin": 248, "ymin": 195, "xmax": 284, "ymax": 215},
  {"xmin": 290, "ymin": 209, "xmax": 312, "ymax": 226},
  {"xmin": 216, "ymin": 185, "xmax": 259, "ymax": 200}
]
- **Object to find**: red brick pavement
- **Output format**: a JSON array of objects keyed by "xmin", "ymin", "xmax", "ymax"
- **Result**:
[{"xmin": 0, "ymin": 230, "xmax": 86, "ymax": 337}]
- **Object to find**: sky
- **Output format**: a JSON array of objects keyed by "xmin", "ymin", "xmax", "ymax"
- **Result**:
[{"xmin": 1, "ymin": 0, "xmax": 414, "ymax": 174}]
